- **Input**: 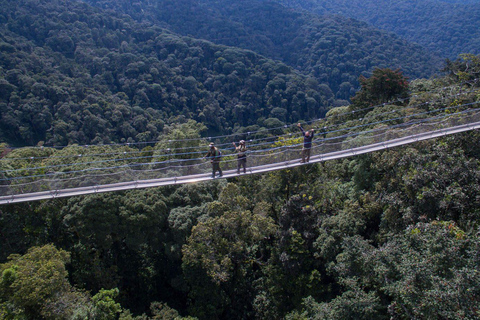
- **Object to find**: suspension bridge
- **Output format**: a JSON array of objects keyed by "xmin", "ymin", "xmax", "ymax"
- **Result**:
[{"xmin": 1, "ymin": 85, "xmax": 480, "ymax": 205}]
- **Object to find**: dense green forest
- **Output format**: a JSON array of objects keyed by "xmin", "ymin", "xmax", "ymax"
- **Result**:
[
  {"xmin": 1, "ymin": 0, "xmax": 480, "ymax": 318},
  {"xmin": 1, "ymin": 55, "xmax": 480, "ymax": 319},
  {"xmin": 0, "ymin": 0, "xmax": 443, "ymax": 147},
  {"xmin": 0, "ymin": 0, "xmax": 336, "ymax": 147},
  {"xmin": 83, "ymin": 0, "xmax": 442, "ymax": 94},
  {"xmin": 275, "ymin": 0, "xmax": 480, "ymax": 59}
]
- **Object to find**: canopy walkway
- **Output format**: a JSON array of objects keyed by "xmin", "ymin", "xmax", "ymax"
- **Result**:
[{"xmin": 1, "ymin": 90, "xmax": 480, "ymax": 204}]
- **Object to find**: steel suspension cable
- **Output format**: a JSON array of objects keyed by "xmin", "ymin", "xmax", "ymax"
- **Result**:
[{"xmin": 2, "ymin": 101, "xmax": 479, "ymax": 182}]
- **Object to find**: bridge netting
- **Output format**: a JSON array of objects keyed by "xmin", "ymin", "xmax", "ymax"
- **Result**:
[{"xmin": 1, "ymin": 82, "xmax": 479, "ymax": 202}]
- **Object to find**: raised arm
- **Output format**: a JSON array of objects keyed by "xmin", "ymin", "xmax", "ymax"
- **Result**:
[{"xmin": 297, "ymin": 123, "xmax": 305, "ymax": 134}]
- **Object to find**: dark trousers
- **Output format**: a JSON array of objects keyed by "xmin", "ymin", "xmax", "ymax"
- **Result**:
[
  {"xmin": 212, "ymin": 162, "xmax": 222, "ymax": 176},
  {"xmin": 302, "ymin": 147, "xmax": 311, "ymax": 163},
  {"xmin": 237, "ymin": 157, "xmax": 247, "ymax": 173}
]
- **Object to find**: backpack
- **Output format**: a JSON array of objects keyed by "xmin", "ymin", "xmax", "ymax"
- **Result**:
[
  {"xmin": 216, "ymin": 149, "xmax": 222, "ymax": 160},
  {"xmin": 238, "ymin": 145, "xmax": 246, "ymax": 157}
]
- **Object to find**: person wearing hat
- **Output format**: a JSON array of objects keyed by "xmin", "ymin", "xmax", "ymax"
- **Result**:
[
  {"xmin": 233, "ymin": 140, "xmax": 247, "ymax": 174},
  {"xmin": 205, "ymin": 143, "xmax": 223, "ymax": 178},
  {"xmin": 298, "ymin": 123, "xmax": 315, "ymax": 163}
]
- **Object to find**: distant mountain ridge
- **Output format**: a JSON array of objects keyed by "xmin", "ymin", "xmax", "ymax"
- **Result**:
[
  {"xmin": 81, "ymin": 0, "xmax": 443, "ymax": 97},
  {"xmin": 274, "ymin": 0, "xmax": 480, "ymax": 59}
]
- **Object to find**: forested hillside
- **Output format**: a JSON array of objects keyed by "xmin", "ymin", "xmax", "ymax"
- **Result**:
[
  {"xmin": 1, "ymin": 55, "xmax": 480, "ymax": 319},
  {"xmin": 0, "ymin": 0, "xmax": 336, "ymax": 147},
  {"xmin": 82, "ymin": 0, "xmax": 442, "ymax": 98},
  {"xmin": 0, "ymin": 0, "xmax": 443, "ymax": 148},
  {"xmin": 275, "ymin": 0, "xmax": 480, "ymax": 59},
  {"xmin": 1, "ymin": 0, "xmax": 480, "ymax": 319}
]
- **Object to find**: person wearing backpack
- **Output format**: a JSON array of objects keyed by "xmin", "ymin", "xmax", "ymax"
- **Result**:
[
  {"xmin": 205, "ymin": 143, "xmax": 223, "ymax": 178},
  {"xmin": 233, "ymin": 140, "xmax": 247, "ymax": 174}
]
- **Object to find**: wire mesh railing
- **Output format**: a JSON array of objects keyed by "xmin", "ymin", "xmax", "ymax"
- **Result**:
[
  {"xmin": 1, "ymin": 98, "xmax": 480, "ymax": 203},
  {"xmin": 0, "ymin": 109, "xmax": 479, "ymax": 199}
]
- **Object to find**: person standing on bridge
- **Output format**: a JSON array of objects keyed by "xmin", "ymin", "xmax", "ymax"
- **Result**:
[
  {"xmin": 233, "ymin": 140, "xmax": 247, "ymax": 174},
  {"xmin": 205, "ymin": 143, "xmax": 223, "ymax": 178},
  {"xmin": 298, "ymin": 123, "xmax": 315, "ymax": 163}
]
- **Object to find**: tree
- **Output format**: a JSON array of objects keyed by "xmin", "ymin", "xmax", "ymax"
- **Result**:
[
  {"xmin": 287, "ymin": 290, "xmax": 382, "ymax": 320},
  {"xmin": 152, "ymin": 119, "xmax": 207, "ymax": 168},
  {"xmin": 182, "ymin": 183, "xmax": 278, "ymax": 319},
  {"xmin": 372, "ymin": 140, "xmax": 480, "ymax": 232},
  {"xmin": 92, "ymin": 288, "xmax": 122, "ymax": 320},
  {"xmin": 378, "ymin": 222, "xmax": 480, "ymax": 319},
  {"xmin": 183, "ymin": 209, "xmax": 277, "ymax": 284},
  {"xmin": 443, "ymin": 53, "xmax": 480, "ymax": 82},
  {"xmin": 61, "ymin": 189, "xmax": 171, "ymax": 312},
  {"xmin": 351, "ymin": 68, "xmax": 409, "ymax": 109},
  {"xmin": 0, "ymin": 244, "xmax": 92, "ymax": 319}
]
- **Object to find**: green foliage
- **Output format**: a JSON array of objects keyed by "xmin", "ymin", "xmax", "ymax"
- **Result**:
[
  {"xmin": 84, "ymin": 0, "xmax": 441, "ymax": 102},
  {"xmin": 0, "ymin": 0, "xmax": 444, "ymax": 147},
  {"xmin": 92, "ymin": 288, "xmax": 122, "ymax": 320},
  {"xmin": 152, "ymin": 119, "xmax": 207, "ymax": 163},
  {"xmin": 181, "ymin": 185, "xmax": 278, "ymax": 318},
  {"xmin": 351, "ymin": 68, "xmax": 409, "ymax": 109},
  {"xmin": 296, "ymin": 222, "xmax": 480, "ymax": 319},
  {"xmin": 0, "ymin": 244, "xmax": 95, "ymax": 319},
  {"xmin": 378, "ymin": 222, "xmax": 480, "ymax": 319},
  {"xmin": 0, "ymin": 0, "xmax": 335, "ymax": 147},
  {"xmin": 443, "ymin": 53, "xmax": 480, "ymax": 82},
  {"xmin": 3, "ymin": 118, "xmax": 480, "ymax": 319},
  {"xmin": 290, "ymin": 291, "xmax": 382, "ymax": 320},
  {"xmin": 182, "ymin": 209, "xmax": 277, "ymax": 285},
  {"xmin": 61, "ymin": 189, "xmax": 174, "ymax": 312},
  {"xmin": 372, "ymin": 140, "xmax": 480, "ymax": 233},
  {"xmin": 148, "ymin": 301, "xmax": 197, "ymax": 320},
  {"xmin": 149, "ymin": 302, "xmax": 180, "ymax": 320},
  {"xmin": 1, "ymin": 245, "xmax": 69, "ymax": 311}
]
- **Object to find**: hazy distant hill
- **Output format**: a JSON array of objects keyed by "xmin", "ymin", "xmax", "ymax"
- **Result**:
[
  {"xmin": 0, "ymin": 0, "xmax": 334, "ymax": 146},
  {"xmin": 274, "ymin": 0, "xmax": 480, "ymax": 59},
  {"xmin": 82, "ymin": 0, "xmax": 443, "ymax": 97}
]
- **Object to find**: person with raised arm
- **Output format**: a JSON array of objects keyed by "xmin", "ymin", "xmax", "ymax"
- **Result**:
[{"xmin": 298, "ymin": 123, "xmax": 315, "ymax": 163}]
